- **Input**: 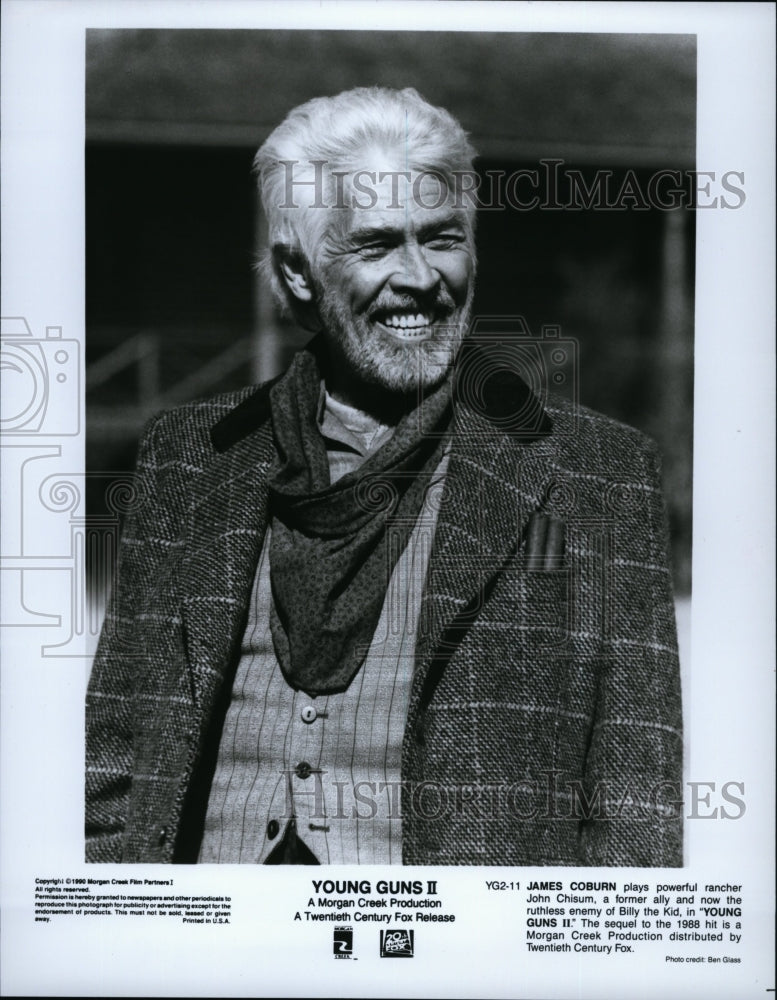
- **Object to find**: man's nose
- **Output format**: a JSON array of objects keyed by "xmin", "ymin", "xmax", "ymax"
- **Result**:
[{"xmin": 388, "ymin": 242, "xmax": 440, "ymax": 295}]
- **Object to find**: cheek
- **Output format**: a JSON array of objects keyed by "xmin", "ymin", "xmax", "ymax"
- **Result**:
[
  {"xmin": 433, "ymin": 249, "xmax": 475, "ymax": 297},
  {"xmin": 348, "ymin": 268, "xmax": 394, "ymax": 311},
  {"xmin": 327, "ymin": 263, "xmax": 387, "ymax": 311}
]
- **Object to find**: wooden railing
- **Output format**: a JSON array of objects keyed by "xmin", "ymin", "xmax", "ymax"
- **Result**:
[{"xmin": 86, "ymin": 331, "xmax": 256, "ymax": 439}]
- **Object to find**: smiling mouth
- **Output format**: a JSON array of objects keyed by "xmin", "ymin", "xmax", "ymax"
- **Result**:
[{"xmin": 372, "ymin": 310, "xmax": 437, "ymax": 340}]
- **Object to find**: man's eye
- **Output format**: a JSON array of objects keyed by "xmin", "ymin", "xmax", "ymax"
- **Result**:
[
  {"xmin": 425, "ymin": 234, "xmax": 463, "ymax": 250},
  {"xmin": 357, "ymin": 243, "xmax": 392, "ymax": 259}
]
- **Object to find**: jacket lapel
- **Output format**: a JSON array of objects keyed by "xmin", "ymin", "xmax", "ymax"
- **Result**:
[
  {"xmin": 180, "ymin": 419, "xmax": 275, "ymax": 719},
  {"xmin": 411, "ymin": 403, "xmax": 556, "ymax": 714}
]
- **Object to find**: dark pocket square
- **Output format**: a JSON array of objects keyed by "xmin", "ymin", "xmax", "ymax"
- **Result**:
[{"xmin": 526, "ymin": 512, "xmax": 566, "ymax": 571}]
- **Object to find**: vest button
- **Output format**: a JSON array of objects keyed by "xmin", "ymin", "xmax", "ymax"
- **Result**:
[
  {"xmin": 267, "ymin": 819, "xmax": 280, "ymax": 840},
  {"xmin": 295, "ymin": 761, "xmax": 312, "ymax": 780},
  {"xmin": 301, "ymin": 705, "xmax": 317, "ymax": 724},
  {"xmin": 158, "ymin": 826, "xmax": 167, "ymax": 845}
]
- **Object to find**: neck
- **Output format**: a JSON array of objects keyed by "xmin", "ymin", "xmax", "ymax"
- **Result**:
[
  {"xmin": 313, "ymin": 340, "xmax": 431, "ymax": 426},
  {"xmin": 325, "ymin": 378, "xmax": 423, "ymax": 426}
]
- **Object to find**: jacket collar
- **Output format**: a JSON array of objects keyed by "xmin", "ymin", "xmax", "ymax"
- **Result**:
[
  {"xmin": 208, "ymin": 337, "xmax": 553, "ymax": 453},
  {"xmin": 209, "ymin": 374, "xmax": 280, "ymax": 453}
]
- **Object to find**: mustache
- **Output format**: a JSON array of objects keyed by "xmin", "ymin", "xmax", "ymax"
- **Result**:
[{"xmin": 368, "ymin": 290, "xmax": 457, "ymax": 318}]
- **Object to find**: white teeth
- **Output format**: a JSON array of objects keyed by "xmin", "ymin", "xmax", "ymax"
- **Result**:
[{"xmin": 382, "ymin": 313, "xmax": 432, "ymax": 329}]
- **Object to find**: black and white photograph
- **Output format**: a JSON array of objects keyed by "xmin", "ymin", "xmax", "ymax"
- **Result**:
[
  {"xmin": 84, "ymin": 28, "xmax": 692, "ymax": 870},
  {"xmin": 1, "ymin": 2, "xmax": 774, "ymax": 997}
]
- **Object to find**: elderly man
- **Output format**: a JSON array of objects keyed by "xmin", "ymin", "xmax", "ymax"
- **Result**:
[{"xmin": 86, "ymin": 87, "xmax": 683, "ymax": 866}]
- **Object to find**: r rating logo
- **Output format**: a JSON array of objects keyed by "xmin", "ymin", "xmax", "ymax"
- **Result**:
[
  {"xmin": 380, "ymin": 929, "xmax": 414, "ymax": 957},
  {"xmin": 333, "ymin": 925, "xmax": 353, "ymax": 958}
]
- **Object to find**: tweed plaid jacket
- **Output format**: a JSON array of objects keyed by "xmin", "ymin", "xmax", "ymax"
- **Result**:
[{"xmin": 86, "ymin": 363, "xmax": 683, "ymax": 866}]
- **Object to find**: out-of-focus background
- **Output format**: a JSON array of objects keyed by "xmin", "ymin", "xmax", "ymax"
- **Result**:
[{"xmin": 85, "ymin": 29, "xmax": 694, "ymax": 655}]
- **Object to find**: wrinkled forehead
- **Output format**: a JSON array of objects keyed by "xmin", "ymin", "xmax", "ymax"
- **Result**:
[
  {"xmin": 279, "ymin": 147, "xmax": 475, "ymax": 257},
  {"xmin": 344, "ymin": 169, "xmax": 466, "ymax": 235},
  {"xmin": 358, "ymin": 168, "xmax": 457, "ymax": 212},
  {"xmin": 285, "ymin": 150, "xmax": 469, "ymax": 212}
]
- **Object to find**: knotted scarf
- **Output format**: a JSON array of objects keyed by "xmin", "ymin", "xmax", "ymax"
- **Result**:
[{"xmin": 267, "ymin": 344, "xmax": 452, "ymax": 697}]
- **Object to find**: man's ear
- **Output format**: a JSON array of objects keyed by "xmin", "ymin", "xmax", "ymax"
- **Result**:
[{"xmin": 275, "ymin": 246, "xmax": 315, "ymax": 304}]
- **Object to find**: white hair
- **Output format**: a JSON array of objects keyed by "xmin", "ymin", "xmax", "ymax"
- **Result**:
[{"xmin": 253, "ymin": 86, "xmax": 477, "ymax": 311}]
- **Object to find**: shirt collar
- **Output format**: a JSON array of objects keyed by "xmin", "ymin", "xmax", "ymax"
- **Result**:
[{"xmin": 317, "ymin": 383, "xmax": 394, "ymax": 457}]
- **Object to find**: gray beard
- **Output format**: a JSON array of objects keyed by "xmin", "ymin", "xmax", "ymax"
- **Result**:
[{"xmin": 315, "ymin": 290, "xmax": 474, "ymax": 396}]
